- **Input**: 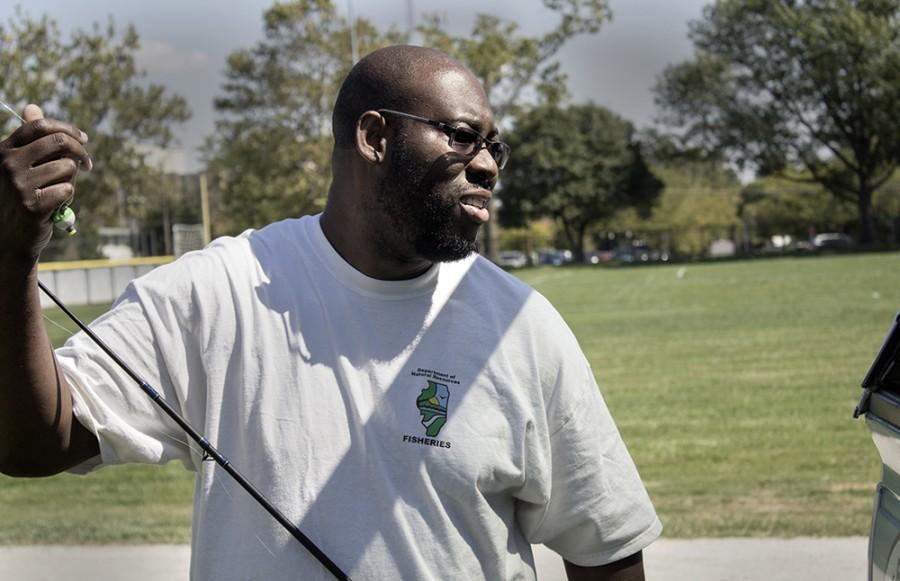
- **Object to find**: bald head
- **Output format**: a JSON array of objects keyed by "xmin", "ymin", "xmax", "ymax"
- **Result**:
[{"xmin": 331, "ymin": 45, "xmax": 477, "ymax": 149}]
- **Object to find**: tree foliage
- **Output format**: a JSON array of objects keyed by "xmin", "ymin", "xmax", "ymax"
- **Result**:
[
  {"xmin": 497, "ymin": 220, "xmax": 557, "ymax": 258},
  {"xmin": 418, "ymin": 0, "xmax": 610, "ymax": 122},
  {"xmin": 0, "ymin": 8, "xmax": 190, "ymax": 258},
  {"xmin": 499, "ymin": 104, "xmax": 663, "ymax": 261},
  {"xmin": 874, "ymin": 171, "xmax": 900, "ymax": 221},
  {"xmin": 206, "ymin": 0, "xmax": 405, "ymax": 233},
  {"xmin": 610, "ymin": 159, "xmax": 741, "ymax": 257},
  {"xmin": 208, "ymin": 0, "xmax": 611, "ymax": 243},
  {"xmin": 654, "ymin": 0, "xmax": 900, "ymax": 245},
  {"xmin": 739, "ymin": 174, "xmax": 856, "ymax": 243}
]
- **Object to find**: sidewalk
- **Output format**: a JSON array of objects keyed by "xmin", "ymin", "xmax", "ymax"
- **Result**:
[{"xmin": 0, "ymin": 538, "xmax": 868, "ymax": 580}]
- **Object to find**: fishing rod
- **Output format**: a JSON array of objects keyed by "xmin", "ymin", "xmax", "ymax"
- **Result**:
[{"xmin": 1, "ymin": 100, "xmax": 351, "ymax": 581}]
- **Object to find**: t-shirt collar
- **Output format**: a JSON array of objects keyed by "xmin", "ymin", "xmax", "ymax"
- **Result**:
[{"xmin": 308, "ymin": 214, "xmax": 441, "ymax": 299}]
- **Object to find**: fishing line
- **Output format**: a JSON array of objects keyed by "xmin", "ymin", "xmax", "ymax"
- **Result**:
[
  {"xmin": 42, "ymin": 312, "xmax": 76, "ymax": 337},
  {"xmin": 1, "ymin": 99, "xmax": 350, "ymax": 580},
  {"xmin": 154, "ymin": 429, "xmax": 279, "ymax": 559}
]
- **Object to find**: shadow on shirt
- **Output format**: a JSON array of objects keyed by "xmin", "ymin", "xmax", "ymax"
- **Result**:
[{"xmin": 217, "ymin": 224, "xmax": 541, "ymax": 579}]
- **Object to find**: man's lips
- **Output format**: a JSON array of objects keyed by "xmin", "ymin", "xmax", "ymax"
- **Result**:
[{"xmin": 459, "ymin": 190, "xmax": 491, "ymax": 224}]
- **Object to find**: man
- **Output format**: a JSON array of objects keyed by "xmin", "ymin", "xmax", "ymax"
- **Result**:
[{"xmin": 0, "ymin": 46, "xmax": 660, "ymax": 580}]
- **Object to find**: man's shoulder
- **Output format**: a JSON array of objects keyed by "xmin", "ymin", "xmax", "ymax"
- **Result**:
[
  {"xmin": 455, "ymin": 253, "xmax": 532, "ymax": 294},
  {"xmin": 164, "ymin": 215, "xmax": 312, "ymax": 280},
  {"xmin": 450, "ymin": 254, "xmax": 566, "ymax": 326},
  {"xmin": 127, "ymin": 217, "xmax": 307, "ymax": 297},
  {"xmin": 246, "ymin": 215, "xmax": 313, "ymax": 253}
]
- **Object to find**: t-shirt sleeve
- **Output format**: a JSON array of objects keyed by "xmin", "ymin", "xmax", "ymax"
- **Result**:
[
  {"xmin": 517, "ymin": 360, "xmax": 662, "ymax": 566},
  {"xmin": 57, "ymin": 264, "xmax": 205, "ymax": 475}
]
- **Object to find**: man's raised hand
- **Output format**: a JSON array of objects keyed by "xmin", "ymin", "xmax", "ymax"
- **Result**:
[{"xmin": 0, "ymin": 104, "xmax": 92, "ymax": 267}]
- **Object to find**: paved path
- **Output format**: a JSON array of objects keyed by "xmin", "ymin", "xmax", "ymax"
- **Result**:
[{"xmin": 0, "ymin": 538, "xmax": 868, "ymax": 580}]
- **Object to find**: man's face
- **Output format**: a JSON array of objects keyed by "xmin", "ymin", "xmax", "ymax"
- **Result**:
[{"xmin": 374, "ymin": 68, "xmax": 499, "ymax": 263}]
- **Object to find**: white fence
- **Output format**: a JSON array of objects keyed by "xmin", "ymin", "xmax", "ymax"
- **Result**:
[{"xmin": 38, "ymin": 257, "xmax": 174, "ymax": 308}]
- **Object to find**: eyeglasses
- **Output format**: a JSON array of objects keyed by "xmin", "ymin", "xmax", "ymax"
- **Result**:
[{"xmin": 378, "ymin": 109, "xmax": 510, "ymax": 170}]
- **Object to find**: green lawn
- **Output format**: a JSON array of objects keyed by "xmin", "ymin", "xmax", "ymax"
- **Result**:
[
  {"xmin": 517, "ymin": 253, "xmax": 894, "ymax": 537},
  {"xmin": 0, "ymin": 253, "xmax": 895, "ymax": 542},
  {"xmin": 3, "ymin": 303, "xmax": 195, "ymax": 544}
]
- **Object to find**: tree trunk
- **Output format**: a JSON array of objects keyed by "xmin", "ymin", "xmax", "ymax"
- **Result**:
[
  {"xmin": 573, "ymin": 224, "xmax": 586, "ymax": 263},
  {"xmin": 858, "ymin": 186, "xmax": 875, "ymax": 246},
  {"xmin": 557, "ymin": 217, "xmax": 585, "ymax": 263},
  {"xmin": 558, "ymin": 216, "xmax": 578, "ymax": 262}
]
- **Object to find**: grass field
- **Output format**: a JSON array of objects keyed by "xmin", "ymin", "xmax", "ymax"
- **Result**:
[{"xmin": 1, "ymin": 252, "xmax": 896, "ymax": 543}]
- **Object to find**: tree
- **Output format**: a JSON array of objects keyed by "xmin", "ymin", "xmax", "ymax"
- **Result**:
[
  {"xmin": 0, "ymin": 8, "xmax": 190, "ymax": 258},
  {"xmin": 739, "ymin": 174, "xmax": 856, "ymax": 247},
  {"xmin": 208, "ymin": 0, "xmax": 610, "ymax": 237},
  {"xmin": 873, "ymin": 170, "xmax": 900, "ymax": 244},
  {"xmin": 206, "ymin": 0, "xmax": 405, "ymax": 234},
  {"xmin": 418, "ymin": 0, "xmax": 610, "ymax": 121},
  {"xmin": 654, "ymin": 0, "xmax": 900, "ymax": 245},
  {"xmin": 499, "ymin": 104, "xmax": 663, "ymax": 261},
  {"xmin": 609, "ymin": 159, "xmax": 742, "ymax": 258},
  {"xmin": 418, "ymin": 0, "xmax": 611, "ymax": 260}
]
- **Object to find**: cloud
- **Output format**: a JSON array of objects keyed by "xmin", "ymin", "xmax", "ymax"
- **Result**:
[{"xmin": 135, "ymin": 40, "xmax": 209, "ymax": 74}]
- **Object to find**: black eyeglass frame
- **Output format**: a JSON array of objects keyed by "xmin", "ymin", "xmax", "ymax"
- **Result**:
[{"xmin": 377, "ymin": 108, "xmax": 510, "ymax": 170}]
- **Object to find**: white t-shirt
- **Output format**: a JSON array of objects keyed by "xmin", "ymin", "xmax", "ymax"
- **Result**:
[{"xmin": 58, "ymin": 214, "xmax": 661, "ymax": 581}]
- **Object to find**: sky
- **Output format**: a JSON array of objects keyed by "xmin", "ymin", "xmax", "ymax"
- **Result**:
[{"xmin": 1, "ymin": 0, "xmax": 709, "ymax": 171}]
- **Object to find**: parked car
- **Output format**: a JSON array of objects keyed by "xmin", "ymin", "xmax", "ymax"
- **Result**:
[
  {"xmin": 585, "ymin": 250, "xmax": 614, "ymax": 264},
  {"xmin": 535, "ymin": 249, "xmax": 573, "ymax": 266},
  {"xmin": 813, "ymin": 233, "xmax": 852, "ymax": 250},
  {"xmin": 855, "ymin": 314, "xmax": 900, "ymax": 580},
  {"xmin": 708, "ymin": 239, "xmax": 736, "ymax": 258},
  {"xmin": 497, "ymin": 250, "xmax": 528, "ymax": 269},
  {"xmin": 611, "ymin": 244, "xmax": 669, "ymax": 264}
]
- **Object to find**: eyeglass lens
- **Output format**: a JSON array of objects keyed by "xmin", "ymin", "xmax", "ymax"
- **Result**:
[{"xmin": 447, "ymin": 127, "xmax": 508, "ymax": 168}]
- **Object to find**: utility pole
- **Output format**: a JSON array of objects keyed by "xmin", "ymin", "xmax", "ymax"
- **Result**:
[
  {"xmin": 348, "ymin": 0, "xmax": 358, "ymax": 64},
  {"xmin": 200, "ymin": 172, "xmax": 212, "ymax": 246},
  {"xmin": 407, "ymin": 0, "xmax": 415, "ymax": 42}
]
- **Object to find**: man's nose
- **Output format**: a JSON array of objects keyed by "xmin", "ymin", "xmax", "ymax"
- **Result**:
[{"xmin": 466, "ymin": 145, "xmax": 499, "ymax": 188}]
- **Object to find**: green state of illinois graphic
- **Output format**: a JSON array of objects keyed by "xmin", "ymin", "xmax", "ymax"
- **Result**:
[{"xmin": 416, "ymin": 380, "xmax": 450, "ymax": 437}]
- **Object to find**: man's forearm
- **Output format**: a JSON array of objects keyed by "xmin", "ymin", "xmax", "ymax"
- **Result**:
[
  {"xmin": 564, "ymin": 551, "xmax": 645, "ymax": 581},
  {"xmin": 0, "ymin": 262, "xmax": 96, "ymax": 476}
]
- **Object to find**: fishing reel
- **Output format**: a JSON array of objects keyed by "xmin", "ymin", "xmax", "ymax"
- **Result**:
[{"xmin": 51, "ymin": 204, "xmax": 77, "ymax": 236}]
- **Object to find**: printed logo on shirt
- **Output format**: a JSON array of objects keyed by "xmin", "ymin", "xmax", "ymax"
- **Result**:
[
  {"xmin": 416, "ymin": 380, "xmax": 450, "ymax": 437},
  {"xmin": 402, "ymin": 368, "xmax": 458, "ymax": 450}
]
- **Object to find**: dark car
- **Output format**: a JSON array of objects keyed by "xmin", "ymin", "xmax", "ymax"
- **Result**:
[
  {"xmin": 611, "ymin": 245, "xmax": 669, "ymax": 264},
  {"xmin": 535, "ymin": 249, "xmax": 573, "ymax": 266},
  {"xmin": 855, "ymin": 314, "xmax": 900, "ymax": 579}
]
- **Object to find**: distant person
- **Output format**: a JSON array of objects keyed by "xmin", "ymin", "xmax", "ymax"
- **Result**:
[{"xmin": 0, "ymin": 45, "xmax": 660, "ymax": 580}]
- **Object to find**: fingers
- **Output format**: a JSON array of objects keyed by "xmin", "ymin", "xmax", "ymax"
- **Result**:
[
  {"xmin": 7, "ymin": 117, "xmax": 88, "ymax": 148},
  {"xmin": 22, "ymin": 104, "xmax": 44, "ymax": 123},
  {"xmin": 0, "ymin": 103, "xmax": 89, "ymax": 212},
  {"xmin": 3, "ymin": 104, "xmax": 92, "ymax": 172},
  {"xmin": 6, "ymin": 158, "xmax": 77, "ymax": 215},
  {"xmin": 3, "ymin": 126, "xmax": 93, "ymax": 174},
  {"xmin": 31, "ymin": 182, "xmax": 75, "ymax": 216},
  {"xmin": 29, "ymin": 157, "xmax": 78, "ymax": 183},
  {"xmin": 0, "ymin": 104, "xmax": 87, "ymax": 262},
  {"xmin": 21, "ymin": 132, "xmax": 91, "ymax": 170}
]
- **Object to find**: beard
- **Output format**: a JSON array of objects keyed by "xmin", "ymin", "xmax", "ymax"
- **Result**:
[{"xmin": 375, "ymin": 137, "xmax": 479, "ymax": 263}]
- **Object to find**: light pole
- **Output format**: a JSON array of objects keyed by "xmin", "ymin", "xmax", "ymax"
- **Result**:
[{"xmin": 348, "ymin": 0, "xmax": 358, "ymax": 64}]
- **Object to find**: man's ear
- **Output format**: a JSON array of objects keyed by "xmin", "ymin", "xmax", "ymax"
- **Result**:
[{"xmin": 356, "ymin": 111, "xmax": 387, "ymax": 164}]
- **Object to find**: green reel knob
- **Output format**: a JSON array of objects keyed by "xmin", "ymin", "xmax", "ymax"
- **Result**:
[{"xmin": 51, "ymin": 205, "xmax": 77, "ymax": 236}]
